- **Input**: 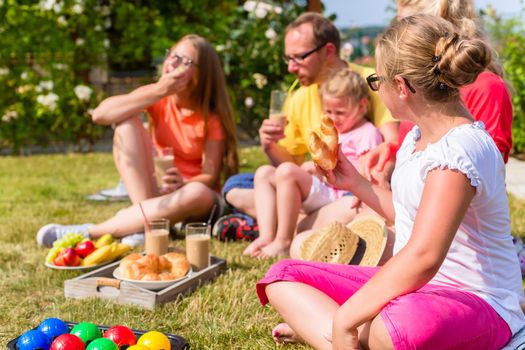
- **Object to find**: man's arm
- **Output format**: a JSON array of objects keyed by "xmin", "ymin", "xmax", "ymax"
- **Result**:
[{"xmin": 259, "ymin": 119, "xmax": 305, "ymax": 166}]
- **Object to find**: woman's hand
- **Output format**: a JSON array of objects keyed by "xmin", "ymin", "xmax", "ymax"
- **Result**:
[
  {"xmin": 159, "ymin": 167, "xmax": 185, "ymax": 194},
  {"xmin": 329, "ymin": 309, "xmax": 360, "ymax": 350},
  {"xmin": 319, "ymin": 148, "xmax": 361, "ymax": 191},
  {"xmin": 156, "ymin": 68, "xmax": 191, "ymax": 97}
]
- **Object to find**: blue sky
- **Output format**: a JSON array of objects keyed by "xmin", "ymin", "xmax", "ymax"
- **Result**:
[{"xmin": 322, "ymin": 0, "xmax": 525, "ymax": 27}]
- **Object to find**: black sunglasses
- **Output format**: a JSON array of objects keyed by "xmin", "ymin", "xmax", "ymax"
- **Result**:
[
  {"xmin": 366, "ymin": 73, "xmax": 416, "ymax": 94},
  {"xmin": 283, "ymin": 42, "xmax": 327, "ymax": 64}
]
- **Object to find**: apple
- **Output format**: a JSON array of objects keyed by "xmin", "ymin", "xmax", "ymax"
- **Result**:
[
  {"xmin": 75, "ymin": 240, "xmax": 95, "ymax": 258},
  {"xmin": 53, "ymin": 248, "xmax": 81, "ymax": 266}
]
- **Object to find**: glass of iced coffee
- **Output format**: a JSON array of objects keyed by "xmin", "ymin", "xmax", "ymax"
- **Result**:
[
  {"xmin": 269, "ymin": 90, "xmax": 287, "ymax": 127},
  {"xmin": 185, "ymin": 222, "xmax": 210, "ymax": 271},
  {"xmin": 145, "ymin": 218, "xmax": 170, "ymax": 256},
  {"xmin": 154, "ymin": 147, "xmax": 174, "ymax": 188}
]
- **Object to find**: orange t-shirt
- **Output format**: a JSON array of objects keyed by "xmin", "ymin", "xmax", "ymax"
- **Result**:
[{"xmin": 147, "ymin": 97, "xmax": 225, "ymax": 179}]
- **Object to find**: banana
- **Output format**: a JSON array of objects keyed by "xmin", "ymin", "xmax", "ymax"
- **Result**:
[
  {"xmin": 94, "ymin": 233, "xmax": 114, "ymax": 248},
  {"xmin": 81, "ymin": 244, "xmax": 114, "ymax": 266},
  {"xmin": 107, "ymin": 243, "xmax": 132, "ymax": 262}
]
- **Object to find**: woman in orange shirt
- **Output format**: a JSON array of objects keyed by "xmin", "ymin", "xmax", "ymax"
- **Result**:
[{"xmin": 36, "ymin": 34, "xmax": 238, "ymax": 246}]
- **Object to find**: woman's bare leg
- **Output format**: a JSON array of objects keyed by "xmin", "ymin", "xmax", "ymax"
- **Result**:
[
  {"xmin": 259, "ymin": 164, "xmax": 312, "ymax": 258},
  {"xmin": 113, "ymin": 116, "xmax": 158, "ymax": 204},
  {"xmin": 266, "ymin": 281, "xmax": 337, "ymax": 350},
  {"xmin": 88, "ymin": 182, "xmax": 215, "ymax": 238},
  {"xmin": 266, "ymin": 281, "xmax": 393, "ymax": 349},
  {"xmin": 244, "ymin": 165, "xmax": 277, "ymax": 256}
]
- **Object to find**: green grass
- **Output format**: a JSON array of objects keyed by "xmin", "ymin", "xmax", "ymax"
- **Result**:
[{"xmin": 1, "ymin": 148, "xmax": 525, "ymax": 349}]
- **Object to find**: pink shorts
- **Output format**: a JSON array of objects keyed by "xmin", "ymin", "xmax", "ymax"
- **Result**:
[{"xmin": 256, "ymin": 260, "xmax": 511, "ymax": 350}]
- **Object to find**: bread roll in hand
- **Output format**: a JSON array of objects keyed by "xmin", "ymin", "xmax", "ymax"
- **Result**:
[{"xmin": 308, "ymin": 116, "xmax": 339, "ymax": 170}]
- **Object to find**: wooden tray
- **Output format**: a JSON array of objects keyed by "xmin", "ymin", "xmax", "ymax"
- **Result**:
[{"xmin": 64, "ymin": 256, "xmax": 226, "ymax": 309}]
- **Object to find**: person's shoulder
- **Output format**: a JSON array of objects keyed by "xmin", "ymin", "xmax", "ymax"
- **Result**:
[
  {"xmin": 347, "ymin": 62, "xmax": 375, "ymax": 78},
  {"xmin": 289, "ymin": 83, "xmax": 319, "ymax": 104},
  {"xmin": 464, "ymin": 71, "xmax": 507, "ymax": 93}
]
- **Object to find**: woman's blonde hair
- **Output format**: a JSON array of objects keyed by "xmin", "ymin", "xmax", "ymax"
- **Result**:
[
  {"xmin": 396, "ymin": 0, "xmax": 503, "ymax": 76},
  {"xmin": 178, "ymin": 34, "xmax": 239, "ymax": 180},
  {"xmin": 319, "ymin": 68, "xmax": 369, "ymax": 117},
  {"xmin": 376, "ymin": 14, "xmax": 491, "ymax": 103}
]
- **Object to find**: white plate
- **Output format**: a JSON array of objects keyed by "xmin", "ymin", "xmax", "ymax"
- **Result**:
[
  {"xmin": 44, "ymin": 260, "xmax": 113, "ymax": 270},
  {"xmin": 112, "ymin": 267, "xmax": 191, "ymax": 291}
]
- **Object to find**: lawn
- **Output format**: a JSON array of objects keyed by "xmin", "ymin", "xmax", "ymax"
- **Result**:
[{"xmin": 1, "ymin": 147, "xmax": 524, "ymax": 349}]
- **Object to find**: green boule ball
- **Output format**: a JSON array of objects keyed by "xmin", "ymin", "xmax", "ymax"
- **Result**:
[
  {"xmin": 70, "ymin": 322, "xmax": 102, "ymax": 344},
  {"xmin": 86, "ymin": 337, "xmax": 119, "ymax": 350}
]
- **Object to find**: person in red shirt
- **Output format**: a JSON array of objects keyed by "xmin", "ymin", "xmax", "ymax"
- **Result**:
[{"xmin": 36, "ymin": 34, "xmax": 238, "ymax": 247}]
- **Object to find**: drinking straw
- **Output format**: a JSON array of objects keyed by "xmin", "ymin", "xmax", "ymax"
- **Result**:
[
  {"xmin": 138, "ymin": 202, "xmax": 151, "ymax": 231},
  {"xmin": 207, "ymin": 204, "xmax": 217, "ymax": 227}
]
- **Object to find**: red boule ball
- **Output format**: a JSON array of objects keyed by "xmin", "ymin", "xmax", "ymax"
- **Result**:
[
  {"xmin": 50, "ymin": 334, "xmax": 86, "ymax": 350},
  {"xmin": 103, "ymin": 325, "xmax": 137, "ymax": 347}
]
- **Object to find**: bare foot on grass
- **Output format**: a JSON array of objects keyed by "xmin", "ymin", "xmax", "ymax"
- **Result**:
[
  {"xmin": 256, "ymin": 241, "xmax": 290, "ymax": 259},
  {"xmin": 243, "ymin": 237, "xmax": 271, "ymax": 256},
  {"xmin": 272, "ymin": 323, "xmax": 303, "ymax": 345}
]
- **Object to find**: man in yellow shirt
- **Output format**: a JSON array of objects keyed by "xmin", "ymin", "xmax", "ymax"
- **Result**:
[{"xmin": 217, "ymin": 12, "xmax": 398, "ymax": 240}]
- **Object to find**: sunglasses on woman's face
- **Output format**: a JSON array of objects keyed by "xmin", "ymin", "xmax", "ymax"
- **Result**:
[{"xmin": 366, "ymin": 73, "xmax": 416, "ymax": 93}]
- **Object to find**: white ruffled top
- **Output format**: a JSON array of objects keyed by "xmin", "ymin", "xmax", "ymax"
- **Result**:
[{"xmin": 392, "ymin": 121, "xmax": 525, "ymax": 335}]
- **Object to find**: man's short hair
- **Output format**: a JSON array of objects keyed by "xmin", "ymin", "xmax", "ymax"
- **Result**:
[{"xmin": 286, "ymin": 12, "xmax": 341, "ymax": 53}]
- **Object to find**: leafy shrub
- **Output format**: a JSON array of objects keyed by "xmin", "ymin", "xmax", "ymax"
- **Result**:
[{"xmin": 0, "ymin": 0, "xmax": 308, "ymax": 153}]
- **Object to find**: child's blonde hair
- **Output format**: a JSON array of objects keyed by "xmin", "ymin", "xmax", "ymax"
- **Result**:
[
  {"xmin": 320, "ymin": 68, "xmax": 369, "ymax": 115},
  {"xmin": 396, "ymin": 0, "xmax": 502, "ymax": 77},
  {"xmin": 376, "ymin": 14, "xmax": 491, "ymax": 103}
]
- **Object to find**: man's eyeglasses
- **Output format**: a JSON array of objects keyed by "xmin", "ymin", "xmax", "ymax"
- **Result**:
[
  {"xmin": 283, "ymin": 42, "xmax": 327, "ymax": 65},
  {"xmin": 366, "ymin": 73, "xmax": 416, "ymax": 93},
  {"xmin": 164, "ymin": 49, "xmax": 196, "ymax": 67}
]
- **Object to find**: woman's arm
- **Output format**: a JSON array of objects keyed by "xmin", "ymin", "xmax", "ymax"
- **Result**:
[
  {"xmin": 331, "ymin": 168, "xmax": 476, "ymax": 347},
  {"xmin": 186, "ymin": 139, "xmax": 225, "ymax": 188},
  {"xmin": 324, "ymin": 148, "xmax": 395, "ymax": 223},
  {"xmin": 92, "ymin": 69, "xmax": 191, "ymax": 125}
]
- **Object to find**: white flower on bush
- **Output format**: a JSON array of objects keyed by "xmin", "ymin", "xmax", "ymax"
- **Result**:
[
  {"xmin": 37, "ymin": 93, "xmax": 59, "ymax": 111},
  {"xmin": 254, "ymin": 7, "xmax": 267, "ymax": 18},
  {"xmin": 72, "ymin": 4, "xmax": 83, "ymax": 14},
  {"xmin": 41, "ymin": 0, "xmax": 63, "ymax": 13},
  {"xmin": 57, "ymin": 16, "xmax": 67, "ymax": 26},
  {"xmin": 244, "ymin": 96, "xmax": 254, "ymax": 108},
  {"xmin": 265, "ymin": 28, "xmax": 277, "ymax": 40},
  {"xmin": 21, "ymin": 72, "xmax": 29, "ymax": 80},
  {"xmin": 274, "ymin": 6, "xmax": 282, "ymax": 14},
  {"xmin": 103, "ymin": 39, "xmax": 110, "ymax": 49},
  {"xmin": 35, "ymin": 80, "xmax": 54, "ymax": 93},
  {"xmin": 74, "ymin": 85, "xmax": 92, "ymax": 102},
  {"xmin": 243, "ymin": 1, "xmax": 277, "ymax": 18},
  {"xmin": 2, "ymin": 110, "xmax": 18, "ymax": 123},
  {"xmin": 94, "ymin": 25, "xmax": 102, "ymax": 32},
  {"xmin": 75, "ymin": 38, "xmax": 85, "ymax": 46},
  {"xmin": 253, "ymin": 73, "xmax": 268, "ymax": 89},
  {"xmin": 0, "ymin": 0, "xmax": 4, "ymax": 7},
  {"xmin": 0, "ymin": 67, "xmax": 9, "ymax": 76},
  {"xmin": 104, "ymin": 18, "xmax": 112, "ymax": 28},
  {"xmin": 53, "ymin": 63, "xmax": 66, "ymax": 70},
  {"xmin": 215, "ymin": 44, "xmax": 225, "ymax": 52}
]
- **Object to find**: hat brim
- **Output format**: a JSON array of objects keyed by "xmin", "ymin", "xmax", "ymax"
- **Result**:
[{"xmin": 346, "ymin": 215, "xmax": 388, "ymax": 266}]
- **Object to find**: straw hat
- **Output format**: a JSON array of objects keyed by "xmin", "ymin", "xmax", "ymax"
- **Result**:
[{"xmin": 299, "ymin": 215, "xmax": 388, "ymax": 266}]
